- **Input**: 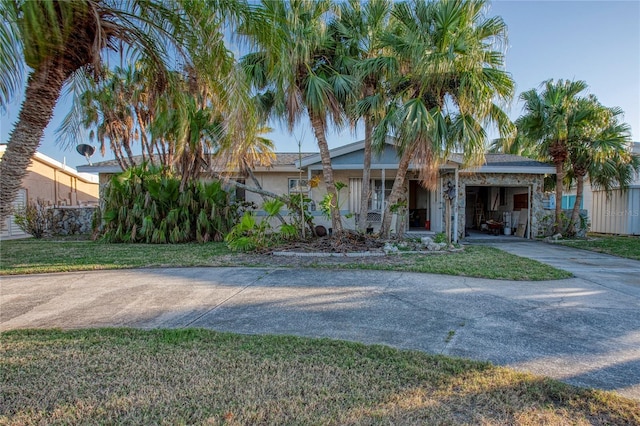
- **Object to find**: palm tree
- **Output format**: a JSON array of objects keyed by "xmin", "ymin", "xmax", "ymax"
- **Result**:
[
  {"xmin": 515, "ymin": 79, "xmax": 588, "ymax": 234},
  {"xmin": 0, "ymin": 0, "xmax": 246, "ymax": 221},
  {"xmin": 375, "ymin": 0, "xmax": 515, "ymax": 238},
  {"xmin": 565, "ymin": 99, "xmax": 639, "ymax": 235},
  {"xmin": 331, "ymin": 0, "xmax": 395, "ymax": 232},
  {"xmin": 240, "ymin": 0, "xmax": 355, "ymax": 235}
]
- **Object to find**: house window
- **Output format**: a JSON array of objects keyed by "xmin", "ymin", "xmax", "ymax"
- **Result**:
[
  {"xmin": 369, "ymin": 179, "xmax": 394, "ymax": 211},
  {"xmin": 288, "ymin": 178, "xmax": 310, "ymax": 194},
  {"xmin": 561, "ymin": 195, "xmax": 583, "ymax": 210}
]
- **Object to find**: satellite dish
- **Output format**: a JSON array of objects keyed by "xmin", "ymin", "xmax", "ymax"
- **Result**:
[{"xmin": 76, "ymin": 144, "xmax": 96, "ymax": 165}]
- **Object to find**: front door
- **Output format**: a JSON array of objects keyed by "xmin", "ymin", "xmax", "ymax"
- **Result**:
[{"xmin": 409, "ymin": 180, "xmax": 431, "ymax": 230}]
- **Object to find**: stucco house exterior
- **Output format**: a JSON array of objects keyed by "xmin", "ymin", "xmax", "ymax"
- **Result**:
[
  {"xmin": 80, "ymin": 139, "xmax": 555, "ymax": 241},
  {"xmin": 0, "ymin": 145, "xmax": 99, "ymax": 239}
]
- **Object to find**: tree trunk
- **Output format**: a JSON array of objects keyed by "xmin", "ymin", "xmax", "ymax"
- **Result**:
[
  {"xmin": 0, "ymin": 64, "xmax": 67, "ymax": 222},
  {"xmin": 568, "ymin": 173, "xmax": 585, "ymax": 236},
  {"xmin": 554, "ymin": 159, "xmax": 565, "ymax": 235},
  {"xmin": 135, "ymin": 107, "xmax": 155, "ymax": 167},
  {"xmin": 379, "ymin": 145, "xmax": 414, "ymax": 238},
  {"xmin": 309, "ymin": 113, "xmax": 342, "ymax": 234},
  {"xmin": 358, "ymin": 115, "xmax": 373, "ymax": 232}
]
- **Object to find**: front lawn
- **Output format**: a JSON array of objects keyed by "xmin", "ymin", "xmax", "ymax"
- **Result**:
[
  {"xmin": 0, "ymin": 238, "xmax": 571, "ymax": 280},
  {"xmin": 1, "ymin": 329, "xmax": 637, "ymax": 425},
  {"xmin": 558, "ymin": 234, "xmax": 640, "ymax": 260}
]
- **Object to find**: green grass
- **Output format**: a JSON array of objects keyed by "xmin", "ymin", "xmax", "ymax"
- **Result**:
[
  {"xmin": 1, "ymin": 328, "xmax": 637, "ymax": 425},
  {"xmin": 0, "ymin": 238, "xmax": 234, "ymax": 275},
  {"xmin": 318, "ymin": 246, "xmax": 572, "ymax": 280},
  {"xmin": 558, "ymin": 234, "xmax": 640, "ymax": 260},
  {"xmin": 0, "ymin": 238, "xmax": 571, "ymax": 280}
]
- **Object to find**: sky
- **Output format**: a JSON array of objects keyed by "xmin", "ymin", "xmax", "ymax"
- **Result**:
[{"xmin": 1, "ymin": 0, "xmax": 639, "ymax": 169}]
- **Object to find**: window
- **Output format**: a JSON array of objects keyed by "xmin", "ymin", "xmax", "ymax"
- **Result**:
[
  {"xmin": 288, "ymin": 178, "xmax": 310, "ymax": 194},
  {"xmin": 369, "ymin": 179, "xmax": 394, "ymax": 211},
  {"xmin": 561, "ymin": 195, "xmax": 583, "ymax": 210}
]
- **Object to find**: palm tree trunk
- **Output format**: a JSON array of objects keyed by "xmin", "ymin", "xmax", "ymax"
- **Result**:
[
  {"xmin": 358, "ymin": 115, "xmax": 373, "ymax": 232},
  {"xmin": 310, "ymin": 114, "xmax": 342, "ymax": 234},
  {"xmin": 135, "ymin": 107, "xmax": 155, "ymax": 167},
  {"xmin": 554, "ymin": 159, "xmax": 565, "ymax": 234},
  {"xmin": 568, "ymin": 173, "xmax": 585, "ymax": 236},
  {"xmin": 0, "ymin": 65, "xmax": 67, "ymax": 222},
  {"xmin": 379, "ymin": 145, "xmax": 414, "ymax": 238}
]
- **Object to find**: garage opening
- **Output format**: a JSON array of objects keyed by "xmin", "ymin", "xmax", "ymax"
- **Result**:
[{"xmin": 465, "ymin": 185, "xmax": 530, "ymax": 239}]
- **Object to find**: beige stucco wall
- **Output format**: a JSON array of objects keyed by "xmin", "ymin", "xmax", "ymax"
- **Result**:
[
  {"xmin": 0, "ymin": 151, "xmax": 99, "ymax": 207},
  {"xmin": 23, "ymin": 161, "xmax": 99, "ymax": 206}
]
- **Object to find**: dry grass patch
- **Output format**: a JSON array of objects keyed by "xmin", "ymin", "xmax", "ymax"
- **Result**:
[{"xmin": 1, "ymin": 329, "xmax": 637, "ymax": 425}]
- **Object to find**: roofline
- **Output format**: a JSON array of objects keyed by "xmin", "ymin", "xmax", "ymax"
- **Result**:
[
  {"xmin": 297, "ymin": 137, "xmax": 397, "ymax": 168},
  {"xmin": 76, "ymin": 164, "xmax": 123, "ymax": 174},
  {"xmin": 0, "ymin": 145, "xmax": 99, "ymax": 184},
  {"xmin": 460, "ymin": 165, "xmax": 556, "ymax": 174},
  {"xmin": 307, "ymin": 162, "xmax": 555, "ymax": 174}
]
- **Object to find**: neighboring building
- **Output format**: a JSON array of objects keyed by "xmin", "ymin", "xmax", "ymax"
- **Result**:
[
  {"xmin": 0, "ymin": 145, "xmax": 99, "ymax": 239},
  {"xmin": 80, "ymin": 139, "xmax": 555, "ymax": 241}
]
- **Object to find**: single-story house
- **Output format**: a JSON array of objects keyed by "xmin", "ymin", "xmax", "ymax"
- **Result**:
[
  {"xmin": 79, "ymin": 139, "xmax": 555, "ymax": 241},
  {"xmin": 0, "ymin": 145, "xmax": 100, "ymax": 239},
  {"xmin": 564, "ymin": 141, "xmax": 640, "ymax": 235}
]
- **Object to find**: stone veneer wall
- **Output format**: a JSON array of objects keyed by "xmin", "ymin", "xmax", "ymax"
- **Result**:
[
  {"xmin": 49, "ymin": 207, "xmax": 97, "ymax": 235},
  {"xmin": 453, "ymin": 172, "xmax": 546, "ymax": 239}
]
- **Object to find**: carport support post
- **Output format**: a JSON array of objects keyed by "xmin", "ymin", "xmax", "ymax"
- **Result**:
[{"xmin": 453, "ymin": 167, "xmax": 459, "ymax": 243}]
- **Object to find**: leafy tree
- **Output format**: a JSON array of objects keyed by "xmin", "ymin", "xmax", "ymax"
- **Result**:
[
  {"xmin": 375, "ymin": 0, "xmax": 514, "ymax": 237},
  {"xmin": 565, "ymin": 98, "xmax": 639, "ymax": 235},
  {"xmin": 331, "ymin": 0, "xmax": 395, "ymax": 232},
  {"xmin": 514, "ymin": 79, "xmax": 588, "ymax": 234},
  {"xmin": 0, "ymin": 0, "xmax": 248, "ymax": 221},
  {"xmin": 240, "ymin": 0, "xmax": 355, "ymax": 235}
]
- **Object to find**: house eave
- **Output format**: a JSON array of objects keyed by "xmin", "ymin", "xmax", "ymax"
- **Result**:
[{"xmin": 460, "ymin": 166, "xmax": 556, "ymax": 174}]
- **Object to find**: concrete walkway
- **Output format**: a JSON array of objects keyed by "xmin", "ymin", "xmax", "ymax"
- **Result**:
[
  {"xmin": 480, "ymin": 240, "xmax": 640, "ymax": 294},
  {"xmin": 2, "ymin": 259, "xmax": 639, "ymax": 399}
]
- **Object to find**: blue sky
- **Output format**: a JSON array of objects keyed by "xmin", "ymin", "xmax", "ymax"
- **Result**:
[{"xmin": 1, "ymin": 0, "xmax": 638, "ymax": 168}]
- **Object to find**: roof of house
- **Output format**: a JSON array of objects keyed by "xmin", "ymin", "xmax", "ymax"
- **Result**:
[
  {"xmin": 77, "ymin": 140, "xmax": 557, "ymax": 176},
  {"xmin": 77, "ymin": 152, "xmax": 316, "ymax": 174},
  {"xmin": 298, "ymin": 140, "xmax": 555, "ymax": 174}
]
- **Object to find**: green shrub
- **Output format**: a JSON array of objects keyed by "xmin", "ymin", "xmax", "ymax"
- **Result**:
[
  {"xmin": 226, "ymin": 198, "xmax": 296, "ymax": 251},
  {"xmin": 100, "ymin": 165, "xmax": 237, "ymax": 243}
]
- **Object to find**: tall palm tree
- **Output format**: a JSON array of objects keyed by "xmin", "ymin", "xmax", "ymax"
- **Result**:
[
  {"xmin": 331, "ymin": 0, "xmax": 395, "ymax": 232},
  {"xmin": 240, "ymin": 0, "xmax": 355, "ymax": 235},
  {"xmin": 565, "ymin": 99, "xmax": 639, "ymax": 235},
  {"xmin": 515, "ymin": 79, "xmax": 588, "ymax": 234},
  {"xmin": 0, "ymin": 0, "xmax": 246, "ymax": 221},
  {"xmin": 375, "ymin": 0, "xmax": 515, "ymax": 238}
]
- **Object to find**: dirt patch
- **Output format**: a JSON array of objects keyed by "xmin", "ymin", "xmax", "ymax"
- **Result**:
[{"xmin": 218, "ymin": 233, "xmax": 454, "ymax": 269}]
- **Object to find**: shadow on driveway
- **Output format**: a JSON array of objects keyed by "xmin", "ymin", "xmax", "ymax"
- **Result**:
[{"xmin": 1, "ymin": 266, "xmax": 639, "ymax": 399}]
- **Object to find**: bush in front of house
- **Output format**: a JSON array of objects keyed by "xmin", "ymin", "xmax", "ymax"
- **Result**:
[
  {"xmin": 101, "ymin": 166, "xmax": 237, "ymax": 243},
  {"xmin": 12, "ymin": 199, "xmax": 51, "ymax": 239}
]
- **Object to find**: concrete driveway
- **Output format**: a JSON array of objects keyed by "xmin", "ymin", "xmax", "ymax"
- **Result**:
[{"xmin": 2, "ymin": 253, "xmax": 639, "ymax": 400}]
